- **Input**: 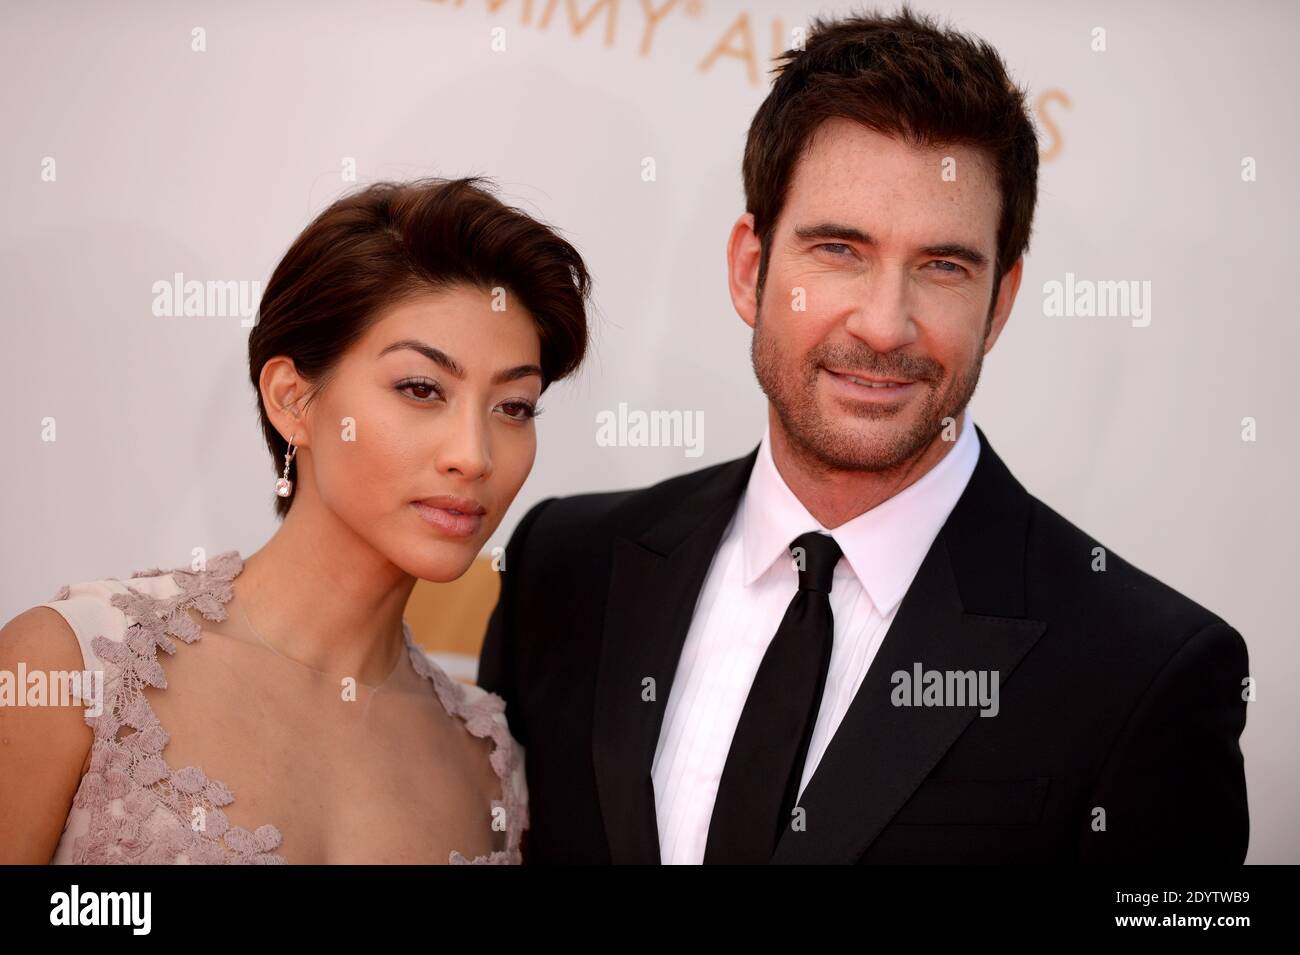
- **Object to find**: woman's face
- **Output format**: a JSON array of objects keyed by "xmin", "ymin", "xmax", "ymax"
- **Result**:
[{"xmin": 295, "ymin": 284, "xmax": 543, "ymax": 582}]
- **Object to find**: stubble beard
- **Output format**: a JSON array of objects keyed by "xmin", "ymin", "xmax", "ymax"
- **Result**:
[{"xmin": 750, "ymin": 304, "xmax": 985, "ymax": 475}]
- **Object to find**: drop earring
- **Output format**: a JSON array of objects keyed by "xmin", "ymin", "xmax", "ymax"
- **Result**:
[{"xmin": 275, "ymin": 434, "xmax": 298, "ymax": 498}]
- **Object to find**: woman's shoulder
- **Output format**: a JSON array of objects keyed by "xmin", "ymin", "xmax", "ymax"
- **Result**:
[
  {"xmin": 403, "ymin": 636, "xmax": 517, "ymax": 749},
  {"xmin": 33, "ymin": 565, "xmax": 155, "ymax": 673},
  {"xmin": 402, "ymin": 633, "xmax": 529, "ymax": 861},
  {"xmin": 42, "ymin": 552, "xmax": 237, "ymax": 606},
  {"xmin": 36, "ymin": 551, "xmax": 244, "ymax": 669}
]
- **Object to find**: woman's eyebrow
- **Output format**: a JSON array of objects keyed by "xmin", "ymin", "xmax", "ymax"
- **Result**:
[
  {"xmin": 379, "ymin": 339, "xmax": 465, "ymax": 378},
  {"xmin": 378, "ymin": 340, "xmax": 541, "ymax": 384},
  {"xmin": 493, "ymin": 364, "xmax": 543, "ymax": 385}
]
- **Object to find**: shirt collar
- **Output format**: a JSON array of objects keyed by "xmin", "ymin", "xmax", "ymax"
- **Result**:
[{"xmin": 739, "ymin": 411, "xmax": 981, "ymax": 615}]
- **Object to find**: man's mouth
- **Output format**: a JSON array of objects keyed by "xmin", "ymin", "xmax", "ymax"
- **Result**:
[
  {"xmin": 841, "ymin": 375, "xmax": 906, "ymax": 388},
  {"xmin": 822, "ymin": 366, "xmax": 918, "ymax": 401}
]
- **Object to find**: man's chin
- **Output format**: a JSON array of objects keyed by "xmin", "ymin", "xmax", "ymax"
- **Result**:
[
  {"xmin": 783, "ymin": 415, "xmax": 911, "ymax": 472},
  {"xmin": 819, "ymin": 386, "xmax": 960, "ymax": 462}
]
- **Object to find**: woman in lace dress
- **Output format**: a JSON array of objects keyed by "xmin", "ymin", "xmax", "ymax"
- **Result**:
[{"xmin": 0, "ymin": 177, "xmax": 590, "ymax": 864}]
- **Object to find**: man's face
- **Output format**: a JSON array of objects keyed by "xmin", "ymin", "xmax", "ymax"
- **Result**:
[{"xmin": 740, "ymin": 118, "xmax": 1016, "ymax": 472}]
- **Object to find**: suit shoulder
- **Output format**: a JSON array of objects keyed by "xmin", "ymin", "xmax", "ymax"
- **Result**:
[
  {"xmin": 525, "ymin": 455, "xmax": 748, "ymax": 546},
  {"xmin": 1024, "ymin": 493, "xmax": 1233, "ymax": 640}
]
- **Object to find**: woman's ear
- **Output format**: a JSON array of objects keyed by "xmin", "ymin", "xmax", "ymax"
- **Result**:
[{"xmin": 259, "ymin": 356, "xmax": 310, "ymax": 448}]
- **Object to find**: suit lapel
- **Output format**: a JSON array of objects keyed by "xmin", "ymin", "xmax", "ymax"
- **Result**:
[
  {"xmin": 591, "ymin": 449, "xmax": 758, "ymax": 864},
  {"xmin": 590, "ymin": 425, "xmax": 1048, "ymax": 865},
  {"xmin": 771, "ymin": 424, "xmax": 1047, "ymax": 863}
]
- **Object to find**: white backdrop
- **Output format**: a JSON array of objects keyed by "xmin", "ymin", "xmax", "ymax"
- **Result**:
[{"xmin": 1, "ymin": 0, "xmax": 1296, "ymax": 862}]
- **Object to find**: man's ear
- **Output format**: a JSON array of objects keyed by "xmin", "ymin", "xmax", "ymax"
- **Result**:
[
  {"xmin": 259, "ymin": 355, "xmax": 310, "ymax": 448},
  {"xmin": 983, "ymin": 256, "xmax": 1024, "ymax": 354},
  {"xmin": 727, "ymin": 213, "xmax": 762, "ymax": 330}
]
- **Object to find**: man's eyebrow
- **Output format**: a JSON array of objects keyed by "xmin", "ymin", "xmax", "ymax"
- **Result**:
[
  {"xmin": 378, "ymin": 340, "xmax": 542, "ymax": 385},
  {"xmin": 793, "ymin": 222, "xmax": 990, "ymax": 270},
  {"xmin": 922, "ymin": 242, "xmax": 990, "ymax": 270},
  {"xmin": 794, "ymin": 222, "xmax": 873, "ymax": 244}
]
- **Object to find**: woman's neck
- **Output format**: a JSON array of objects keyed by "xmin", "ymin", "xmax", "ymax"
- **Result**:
[{"xmin": 233, "ymin": 496, "xmax": 417, "ymax": 687}]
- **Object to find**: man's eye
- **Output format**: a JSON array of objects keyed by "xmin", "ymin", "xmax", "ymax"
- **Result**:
[
  {"xmin": 928, "ymin": 260, "xmax": 966, "ymax": 275},
  {"xmin": 817, "ymin": 243, "xmax": 853, "ymax": 256}
]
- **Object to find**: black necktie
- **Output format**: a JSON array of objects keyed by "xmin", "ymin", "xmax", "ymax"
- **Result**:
[{"xmin": 703, "ymin": 531, "xmax": 842, "ymax": 864}]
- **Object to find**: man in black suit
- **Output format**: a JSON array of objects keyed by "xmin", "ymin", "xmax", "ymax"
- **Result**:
[{"xmin": 477, "ymin": 8, "xmax": 1249, "ymax": 864}]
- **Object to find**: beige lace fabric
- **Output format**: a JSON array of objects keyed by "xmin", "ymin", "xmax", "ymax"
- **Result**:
[{"xmin": 40, "ymin": 551, "xmax": 527, "ymax": 864}]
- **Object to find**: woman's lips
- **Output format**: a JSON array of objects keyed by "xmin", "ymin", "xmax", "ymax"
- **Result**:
[{"xmin": 411, "ymin": 501, "xmax": 484, "ymax": 539}]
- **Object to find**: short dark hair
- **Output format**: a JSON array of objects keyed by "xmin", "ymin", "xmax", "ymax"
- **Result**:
[
  {"xmin": 743, "ymin": 3, "xmax": 1039, "ymax": 312},
  {"xmin": 248, "ymin": 176, "xmax": 591, "ymax": 519}
]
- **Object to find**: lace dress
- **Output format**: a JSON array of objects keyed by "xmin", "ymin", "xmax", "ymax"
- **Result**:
[{"xmin": 39, "ymin": 551, "xmax": 527, "ymax": 864}]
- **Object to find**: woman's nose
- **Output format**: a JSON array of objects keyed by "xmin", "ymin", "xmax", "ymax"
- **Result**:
[{"xmin": 436, "ymin": 409, "xmax": 492, "ymax": 480}]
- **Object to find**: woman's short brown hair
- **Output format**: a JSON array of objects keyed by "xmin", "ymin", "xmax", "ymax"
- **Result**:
[
  {"xmin": 743, "ymin": 4, "xmax": 1039, "ymax": 312},
  {"xmin": 248, "ymin": 176, "xmax": 591, "ymax": 519}
]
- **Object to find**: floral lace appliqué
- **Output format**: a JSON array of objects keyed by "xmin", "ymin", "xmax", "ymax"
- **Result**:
[
  {"xmin": 404, "ymin": 637, "xmax": 527, "ymax": 864},
  {"xmin": 63, "ymin": 550, "xmax": 526, "ymax": 864},
  {"xmin": 72, "ymin": 551, "xmax": 282, "ymax": 864}
]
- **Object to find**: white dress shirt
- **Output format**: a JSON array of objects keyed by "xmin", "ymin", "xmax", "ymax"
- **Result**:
[{"xmin": 650, "ymin": 411, "xmax": 981, "ymax": 863}]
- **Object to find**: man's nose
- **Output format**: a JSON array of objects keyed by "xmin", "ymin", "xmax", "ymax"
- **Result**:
[{"xmin": 842, "ymin": 267, "xmax": 918, "ymax": 353}]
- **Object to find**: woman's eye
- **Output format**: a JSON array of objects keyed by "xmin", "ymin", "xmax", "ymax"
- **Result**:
[
  {"xmin": 498, "ymin": 400, "xmax": 539, "ymax": 421},
  {"xmin": 396, "ymin": 379, "xmax": 441, "ymax": 401}
]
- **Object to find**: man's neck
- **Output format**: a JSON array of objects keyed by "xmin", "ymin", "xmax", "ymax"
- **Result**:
[{"xmin": 767, "ymin": 407, "xmax": 966, "ymax": 529}]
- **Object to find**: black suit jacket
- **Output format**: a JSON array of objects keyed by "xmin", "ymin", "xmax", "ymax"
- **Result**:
[{"xmin": 478, "ymin": 424, "xmax": 1249, "ymax": 863}]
